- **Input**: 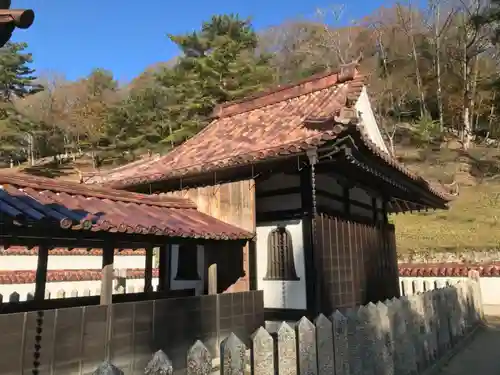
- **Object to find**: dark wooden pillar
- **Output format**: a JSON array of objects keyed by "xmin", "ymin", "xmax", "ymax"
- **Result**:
[
  {"xmin": 34, "ymin": 245, "xmax": 49, "ymax": 301},
  {"xmin": 144, "ymin": 246, "xmax": 153, "ymax": 293},
  {"xmin": 100, "ymin": 245, "xmax": 114, "ymax": 305},
  {"xmin": 382, "ymin": 200, "xmax": 400, "ymax": 299},
  {"xmin": 248, "ymin": 240, "xmax": 257, "ymax": 291},
  {"xmin": 157, "ymin": 245, "xmax": 170, "ymax": 292},
  {"xmin": 301, "ymin": 149, "xmax": 321, "ymax": 316}
]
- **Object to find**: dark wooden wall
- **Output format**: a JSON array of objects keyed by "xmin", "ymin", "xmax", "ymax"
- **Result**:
[
  {"xmin": 315, "ymin": 214, "xmax": 398, "ymax": 313},
  {"xmin": 255, "ymin": 172, "xmax": 302, "ymax": 223}
]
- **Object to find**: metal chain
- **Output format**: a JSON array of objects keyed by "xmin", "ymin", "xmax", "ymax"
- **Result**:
[
  {"xmin": 279, "ymin": 228, "xmax": 287, "ymax": 309},
  {"xmin": 310, "ymin": 156, "xmax": 318, "ymax": 313}
]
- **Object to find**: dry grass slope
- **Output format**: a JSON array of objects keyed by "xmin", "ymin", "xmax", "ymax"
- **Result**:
[
  {"xmin": 394, "ymin": 184, "xmax": 500, "ymax": 253},
  {"xmin": 393, "ymin": 146, "xmax": 500, "ymax": 254}
]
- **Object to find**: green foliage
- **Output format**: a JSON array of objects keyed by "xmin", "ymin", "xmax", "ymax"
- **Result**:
[
  {"xmin": 0, "ymin": 42, "xmax": 44, "ymax": 162},
  {"xmin": 0, "ymin": 42, "xmax": 42, "ymax": 101},
  {"xmin": 4, "ymin": 6, "xmax": 500, "ymax": 172},
  {"xmin": 414, "ymin": 114, "xmax": 441, "ymax": 146},
  {"xmin": 102, "ymin": 13, "xmax": 275, "ymax": 158}
]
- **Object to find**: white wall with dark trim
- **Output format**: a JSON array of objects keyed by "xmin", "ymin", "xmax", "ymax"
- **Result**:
[
  {"xmin": 0, "ymin": 277, "xmax": 159, "ymax": 303},
  {"xmin": 0, "ymin": 254, "xmax": 148, "ymax": 271},
  {"xmin": 256, "ymin": 220, "xmax": 306, "ymax": 310}
]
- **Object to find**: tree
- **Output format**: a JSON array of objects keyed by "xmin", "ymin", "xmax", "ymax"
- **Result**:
[
  {"xmin": 104, "ymin": 83, "xmax": 170, "ymax": 161},
  {"xmin": 16, "ymin": 72, "xmax": 70, "ymax": 160},
  {"xmin": 445, "ymin": 0, "xmax": 491, "ymax": 149},
  {"xmin": 0, "ymin": 42, "xmax": 43, "ymax": 164},
  {"xmin": 66, "ymin": 69, "xmax": 118, "ymax": 167},
  {"xmin": 153, "ymin": 14, "xmax": 275, "ymax": 145},
  {"xmin": 0, "ymin": 42, "xmax": 42, "ymax": 102}
]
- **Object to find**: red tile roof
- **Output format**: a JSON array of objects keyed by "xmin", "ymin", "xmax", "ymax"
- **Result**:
[
  {"xmin": 0, "ymin": 268, "xmax": 160, "ymax": 284},
  {"xmin": 90, "ymin": 65, "xmax": 365, "ymax": 188},
  {"xmin": 88, "ymin": 63, "xmax": 451, "ymax": 204},
  {"xmin": 398, "ymin": 263, "xmax": 500, "ymax": 277},
  {"xmin": 0, "ymin": 246, "xmax": 146, "ymax": 255},
  {"xmin": 0, "ymin": 173, "xmax": 253, "ymax": 240}
]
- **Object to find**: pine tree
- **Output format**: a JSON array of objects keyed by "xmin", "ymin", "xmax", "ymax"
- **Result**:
[
  {"xmin": 0, "ymin": 42, "xmax": 43, "ymax": 163},
  {"xmin": 0, "ymin": 42, "xmax": 42, "ymax": 101},
  {"xmin": 154, "ymin": 14, "xmax": 275, "ymax": 145}
]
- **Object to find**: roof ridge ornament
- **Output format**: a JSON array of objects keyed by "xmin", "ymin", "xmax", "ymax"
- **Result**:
[{"xmin": 338, "ymin": 53, "xmax": 363, "ymax": 83}]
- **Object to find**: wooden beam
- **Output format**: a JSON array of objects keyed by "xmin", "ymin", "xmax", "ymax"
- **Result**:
[
  {"xmin": 0, "ymin": 225, "xmax": 249, "ymax": 249},
  {"xmin": 157, "ymin": 245, "xmax": 170, "ymax": 292},
  {"xmin": 144, "ymin": 246, "xmax": 153, "ymax": 293},
  {"xmin": 34, "ymin": 244, "xmax": 48, "ymax": 300},
  {"xmin": 100, "ymin": 245, "xmax": 114, "ymax": 305}
]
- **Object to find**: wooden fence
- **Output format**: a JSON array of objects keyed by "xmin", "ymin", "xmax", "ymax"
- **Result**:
[{"xmin": 92, "ymin": 278, "xmax": 482, "ymax": 375}]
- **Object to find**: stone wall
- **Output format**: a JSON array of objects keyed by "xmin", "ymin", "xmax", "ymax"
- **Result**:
[
  {"xmin": 93, "ymin": 278, "xmax": 482, "ymax": 375},
  {"xmin": 398, "ymin": 250, "xmax": 500, "ymax": 264}
]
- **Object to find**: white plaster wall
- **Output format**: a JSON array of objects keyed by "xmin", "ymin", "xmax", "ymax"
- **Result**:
[
  {"xmin": 169, "ymin": 244, "xmax": 205, "ymax": 296},
  {"xmin": 0, "ymin": 277, "xmax": 160, "ymax": 302},
  {"xmin": 399, "ymin": 276, "xmax": 500, "ymax": 306},
  {"xmin": 256, "ymin": 220, "xmax": 307, "ymax": 310},
  {"xmin": 399, "ymin": 276, "xmax": 465, "ymax": 296},
  {"xmin": 477, "ymin": 277, "xmax": 500, "ymax": 306},
  {"xmin": 0, "ymin": 255, "xmax": 147, "ymax": 271},
  {"xmin": 355, "ymin": 86, "xmax": 389, "ymax": 154}
]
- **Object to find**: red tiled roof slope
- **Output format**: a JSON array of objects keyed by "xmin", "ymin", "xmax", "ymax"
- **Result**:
[
  {"xmin": 0, "ymin": 246, "xmax": 146, "ymax": 255},
  {"xmin": 90, "ymin": 64, "xmax": 452, "ymax": 204},
  {"xmin": 0, "ymin": 268, "xmax": 160, "ymax": 284},
  {"xmin": 91, "ymin": 64, "xmax": 365, "ymax": 188},
  {"xmin": 0, "ymin": 173, "xmax": 253, "ymax": 240}
]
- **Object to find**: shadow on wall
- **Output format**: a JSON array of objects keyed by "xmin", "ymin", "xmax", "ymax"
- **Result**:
[{"xmin": 204, "ymin": 241, "xmax": 245, "ymax": 294}]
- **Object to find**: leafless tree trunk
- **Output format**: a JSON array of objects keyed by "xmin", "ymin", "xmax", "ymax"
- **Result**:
[
  {"xmin": 488, "ymin": 92, "xmax": 496, "ymax": 134},
  {"xmin": 462, "ymin": 45, "xmax": 472, "ymax": 149},
  {"xmin": 469, "ymin": 57, "xmax": 480, "ymax": 131},
  {"xmin": 429, "ymin": 0, "xmax": 455, "ymax": 131},
  {"xmin": 382, "ymin": 121, "xmax": 398, "ymax": 157},
  {"xmin": 452, "ymin": 0, "xmax": 490, "ymax": 150},
  {"xmin": 435, "ymin": 19, "xmax": 445, "ymax": 131},
  {"xmin": 397, "ymin": 2, "xmax": 428, "ymax": 118}
]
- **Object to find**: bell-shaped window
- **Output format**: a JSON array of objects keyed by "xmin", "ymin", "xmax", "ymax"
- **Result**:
[{"xmin": 264, "ymin": 225, "xmax": 300, "ymax": 281}]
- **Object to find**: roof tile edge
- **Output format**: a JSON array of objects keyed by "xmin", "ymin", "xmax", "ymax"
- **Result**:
[{"xmin": 212, "ymin": 60, "xmax": 362, "ymax": 119}]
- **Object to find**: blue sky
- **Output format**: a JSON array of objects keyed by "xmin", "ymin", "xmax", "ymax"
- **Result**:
[{"xmin": 11, "ymin": 0, "xmax": 396, "ymax": 83}]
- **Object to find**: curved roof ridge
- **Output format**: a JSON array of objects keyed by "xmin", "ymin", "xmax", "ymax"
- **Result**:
[{"xmin": 213, "ymin": 61, "xmax": 362, "ymax": 119}]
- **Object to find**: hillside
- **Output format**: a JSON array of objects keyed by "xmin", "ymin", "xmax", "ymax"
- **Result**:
[
  {"xmin": 393, "ymin": 144, "xmax": 500, "ymax": 254},
  {"xmin": 9, "ymin": 141, "xmax": 500, "ymax": 255}
]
